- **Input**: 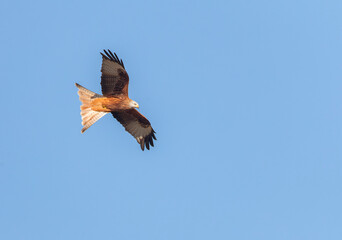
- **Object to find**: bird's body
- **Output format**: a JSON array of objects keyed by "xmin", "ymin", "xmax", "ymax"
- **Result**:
[
  {"xmin": 90, "ymin": 96, "xmax": 132, "ymax": 112},
  {"xmin": 75, "ymin": 50, "xmax": 156, "ymax": 151}
]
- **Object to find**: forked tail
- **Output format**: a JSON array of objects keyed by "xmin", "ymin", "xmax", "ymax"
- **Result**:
[{"xmin": 75, "ymin": 83, "xmax": 108, "ymax": 133}]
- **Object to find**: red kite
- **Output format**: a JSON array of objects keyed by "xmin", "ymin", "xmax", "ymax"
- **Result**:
[{"xmin": 75, "ymin": 50, "xmax": 156, "ymax": 151}]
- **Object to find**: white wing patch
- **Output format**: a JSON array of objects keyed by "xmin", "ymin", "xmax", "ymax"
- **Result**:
[
  {"xmin": 101, "ymin": 58, "xmax": 124, "ymax": 75},
  {"xmin": 125, "ymin": 121, "xmax": 152, "ymax": 139}
]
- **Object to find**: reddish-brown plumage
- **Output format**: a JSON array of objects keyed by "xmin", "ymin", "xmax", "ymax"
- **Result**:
[
  {"xmin": 90, "ymin": 96, "xmax": 132, "ymax": 112},
  {"xmin": 76, "ymin": 49, "xmax": 156, "ymax": 151}
]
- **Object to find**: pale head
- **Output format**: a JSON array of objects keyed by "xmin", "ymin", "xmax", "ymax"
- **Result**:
[{"xmin": 129, "ymin": 100, "xmax": 139, "ymax": 109}]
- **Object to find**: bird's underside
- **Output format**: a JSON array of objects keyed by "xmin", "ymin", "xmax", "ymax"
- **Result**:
[
  {"xmin": 90, "ymin": 96, "xmax": 131, "ymax": 112},
  {"xmin": 75, "ymin": 50, "xmax": 156, "ymax": 151}
]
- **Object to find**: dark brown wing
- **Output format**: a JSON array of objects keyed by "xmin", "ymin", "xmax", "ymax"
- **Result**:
[
  {"xmin": 100, "ymin": 49, "xmax": 129, "ymax": 96},
  {"xmin": 111, "ymin": 109, "xmax": 156, "ymax": 151}
]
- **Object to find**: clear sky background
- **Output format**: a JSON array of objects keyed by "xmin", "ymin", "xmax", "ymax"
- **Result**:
[{"xmin": 1, "ymin": 0, "xmax": 342, "ymax": 239}]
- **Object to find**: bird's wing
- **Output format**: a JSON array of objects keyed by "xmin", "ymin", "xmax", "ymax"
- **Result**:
[
  {"xmin": 112, "ymin": 109, "xmax": 156, "ymax": 151},
  {"xmin": 100, "ymin": 49, "xmax": 129, "ymax": 96}
]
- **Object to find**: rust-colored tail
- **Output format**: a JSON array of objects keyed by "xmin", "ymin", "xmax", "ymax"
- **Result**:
[{"xmin": 75, "ymin": 83, "xmax": 108, "ymax": 133}]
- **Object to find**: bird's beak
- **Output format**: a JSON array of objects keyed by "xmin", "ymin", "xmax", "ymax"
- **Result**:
[{"xmin": 136, "ymin": 104, "xmax": 139, "ymax": 109}]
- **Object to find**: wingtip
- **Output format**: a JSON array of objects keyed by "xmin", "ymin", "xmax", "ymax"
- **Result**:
[
  {"xmin": 101, "ymin": 49, "xmax": 125, "ymax": 69},
  {"xmin": 149, "ymin": 136, "xmax": 154, "ymax": 147}
]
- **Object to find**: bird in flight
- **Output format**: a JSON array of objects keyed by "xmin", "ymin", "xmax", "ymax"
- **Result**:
[{"xmin": 75, "ymin": 50, "xmax": 156, "ymax": 151}]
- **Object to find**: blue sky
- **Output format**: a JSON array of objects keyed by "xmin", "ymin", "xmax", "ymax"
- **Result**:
[{"xmin": 1, "ymin": 0, "xmax": 342, "ymax": 239}]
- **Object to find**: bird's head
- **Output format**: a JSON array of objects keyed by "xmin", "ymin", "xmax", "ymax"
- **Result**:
[{"xmin": 130, "ymin": 100, "xmax": 139, "ymax": 109}]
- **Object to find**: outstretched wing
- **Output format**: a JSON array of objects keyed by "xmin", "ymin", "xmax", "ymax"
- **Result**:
[
  {"xmin": 100, "ymin": 49, "xmax": 129, "ymax": 96},
  {"xmin": 112, "ymin": 109, "xmax": 156, "ymax": 151}
]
